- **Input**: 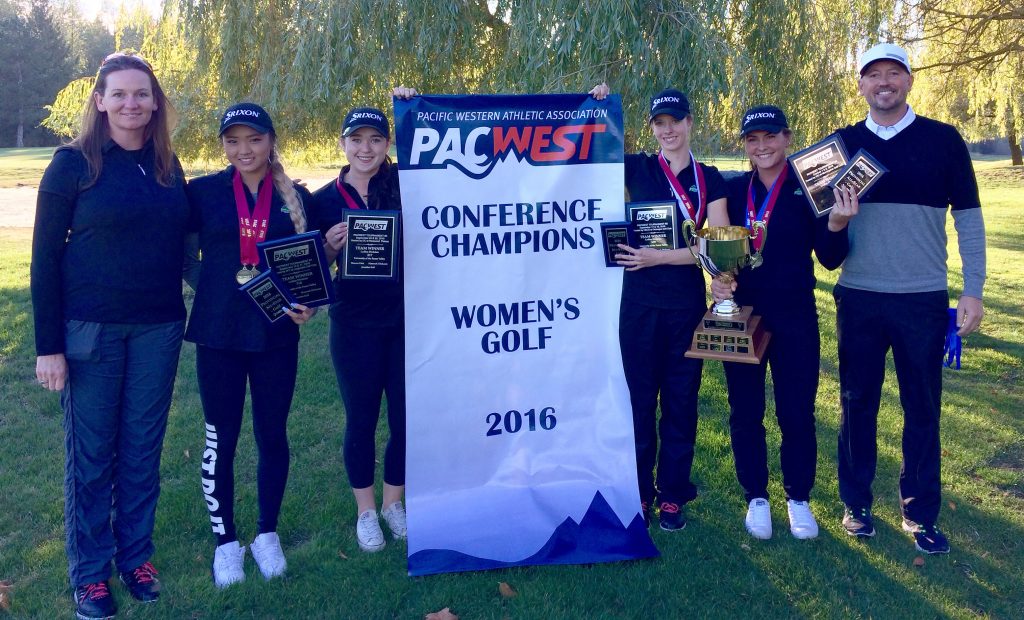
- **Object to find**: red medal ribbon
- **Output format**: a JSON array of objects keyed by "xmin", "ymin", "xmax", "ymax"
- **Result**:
[
  {"xmin": 232, "ymin": 168, "xmax": 274, "ymax": 267},
  {"xmin": 745, "ymin": 165, "xmax": 788, "ymax": 252},
  {"xmin": 335, "ymin": 174, "xmax": 363, "ymax": 210},
  {"xmin": 658, "ymin": 150, "xmax": 706, "ymax": 228}
]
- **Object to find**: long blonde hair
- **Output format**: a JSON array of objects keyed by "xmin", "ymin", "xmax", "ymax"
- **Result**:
[{"xmin": 269, "ymin": 140, "xmax": 305, "ymax": 233}]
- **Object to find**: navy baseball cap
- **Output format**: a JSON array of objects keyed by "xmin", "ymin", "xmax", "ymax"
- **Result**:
[
  {"xmin": 740, "ymin": 105, "xmax": 789, "ymax": 136},
  {"xmin": 649, "ymin": 89, "xmax": 691, "ymax": 121},
  {"xmin": 219, "ymin": 102, "xmax": 274, "ymax": 136},
  {"xmin": 342, "ymin": 107, "xmax": 390, "ymax": 138}
]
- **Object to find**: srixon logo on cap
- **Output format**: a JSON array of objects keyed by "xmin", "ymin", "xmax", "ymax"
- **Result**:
[
  {"xmin": 651, "ymin": 96, "xmax": 681, "ymax": 107},
  {"xmin": 745, "ymin": 112, "xmax": 776, "ymax": 124},
  {"xmin": 224, "ymin": 109, "xmax": 261, "ymax": 120},
  {"xmin": 351, "ymin": 111, "xmax": 384, "ymax": 123}
]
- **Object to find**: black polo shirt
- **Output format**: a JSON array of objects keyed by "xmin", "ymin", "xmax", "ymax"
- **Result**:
[
  {"xmin": 623, "ymin": 153, "xmax": 727, "ymax": 309},
  {"xmin": 312, "ymin": 163, "xmax": 404, "ymax": 329},
  {"xmin": 31, "ymin": 141, "xmax": 189, "ymax": 355},
  {"xmin": 184, "ymin": 166, "xmax": 320, "ymax": 352},
  {"xmin": 725, "ymin": 165, "xmax": 848, "ymax": 308}
]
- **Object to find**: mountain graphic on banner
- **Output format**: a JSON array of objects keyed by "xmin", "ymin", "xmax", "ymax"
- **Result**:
[{"xmin": 408, "ymin": 491, "xmax": 659, "ymax": 576}]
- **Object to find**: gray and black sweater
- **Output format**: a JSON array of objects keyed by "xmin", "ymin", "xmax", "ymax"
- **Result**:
[{"xmin": 833, "ymin": 116, "xmax": 986, "ymax": 298}]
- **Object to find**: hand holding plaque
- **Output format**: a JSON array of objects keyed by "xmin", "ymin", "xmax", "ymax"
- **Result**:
[
  {"xmin": 828, "ymin": 149, "xmax": 888, "ymax": 197},
  {"xmin": 788, "ymin": 136, "xmax": 849, "ymax": 217},
  {"xmin": 681, "ymin": 221, "xmax": 771, "ymax": 364},
  {"xmin": 239, "ymin": 270, "xmax": 298, "ymax": 323},
  {"xmin": 627, "ymin": 201, "xmax": 679, "ymax": 250},
  {"xmin": 341, "ymin": 210, "xmax": 401, "ymax": 281},
  {"xmin": 600, "ymin": 221, "xmax": 632, "ymax": 267},
  {"xmin": 257, "ymin": 231, "xmax": 335, "ymax": 307}
]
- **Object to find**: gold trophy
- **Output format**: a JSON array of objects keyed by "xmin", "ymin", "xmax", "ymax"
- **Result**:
[{"xmin": 681, "ymin": 221, "xmax": 771, "ymax": 364}]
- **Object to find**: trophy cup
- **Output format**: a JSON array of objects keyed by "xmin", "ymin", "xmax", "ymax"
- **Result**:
[{"xmin": 681, "ymin": 221, "xmax": 771, "ymax": 364}]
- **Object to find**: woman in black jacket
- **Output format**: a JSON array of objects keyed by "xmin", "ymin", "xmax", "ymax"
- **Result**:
[
  {"xmin": 315, "ymin": 88, "xmax": 415, "ymax": 552},
  {"xmin": 713, "ymin": 105, "xmax": 855, "ymax": 540},
  {"xmin": 185, "ymin": 103, "xmax": 317, "ymax": 587},
  {"xmin": 31, "ymin": 52, "xmax": 187, "ymax": 620}
]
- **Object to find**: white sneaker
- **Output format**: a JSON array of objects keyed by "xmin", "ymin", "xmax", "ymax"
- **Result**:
[
  {"xmin": 356, "ymin": 510, "xmax": 386, "ymax": 552},
  {"xmin": 381, "ymin": 501, "xmax": 408, "ymax": 539},
  {"xmin": 212, "ymin": 541, "xmax": 246, "ymax": 589},
  {"xmin": 745, "ymin": 498, "xmax": 773, "ymax": 539},
  {"xmin": 787, "ymin": 500, "xmax": 819, "ymax": 539},
  {"xmin": 250, "ymin": 532, "xmax": 287, "ymax": 579}
]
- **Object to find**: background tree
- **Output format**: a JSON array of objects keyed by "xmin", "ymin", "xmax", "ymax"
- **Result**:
[
  {"xmin": 907, "ymin": 0, "xmax": 1024, "ymax": 165},
  {"xmin": 168, "ymin": 0, "xmax": 878, "ymax": 155},
  {"xmin": 38, "ymin": 0, "xmax": 1022, "ymax": 163},
  {"xmin": 50, "ymin": 0, "xmax": 116, "ymax": 76},
  {"xmin": 0, "ymin": 0, "xmax": 73, "ymax": 147}
]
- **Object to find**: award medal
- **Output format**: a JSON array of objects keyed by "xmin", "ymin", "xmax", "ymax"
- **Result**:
[
  {"xmin": 235, "ymin": 265, "xmax": 256, "ymax": 284},
  {"xmin": 233, "ymin": 168, "xmax": 274, "ymax": 286},
  {"xmin": 336, "ymin": 174, "xmax": 365, "ymax": 210},
  {"xmin": 659, "ymin": 151, "xmax": 706, "ymax": 236},
  {"xmin": 745, "ymin": 165, "xmax": 788, "ymax": 261}
]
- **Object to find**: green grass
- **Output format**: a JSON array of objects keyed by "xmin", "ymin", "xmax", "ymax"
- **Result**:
[
  {"xmin": 0, "ymin": 160, "xmax": 1022, "ymax": 619},
  {"xmin": 0, "ymin": 148, "xmax": 56, "ymax": 187}
]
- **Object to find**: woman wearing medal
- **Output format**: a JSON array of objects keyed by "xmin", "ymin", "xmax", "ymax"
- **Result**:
[
  {"xmin": 711, "ymin": 106, "xmax": 854, "ymax": 540},
  {"xmin": 314, "ymin": 88, "xmax": 414, "ymax": 553},
  {"xmin": 591, "ymin": 84, "xmax": 729, "ymax": 531},
  {"xmin": 31, "ymin": 52, "xmax": 187, "ymax": 620},
  {"xmin": 184, "ymin": 102, "xmax": 318, "ymax": 587}
]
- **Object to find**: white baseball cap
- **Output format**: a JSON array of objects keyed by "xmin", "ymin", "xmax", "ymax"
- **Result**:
[{"xmin": 858, "ymin": 43, "xmax": 912, "ymax": 75}]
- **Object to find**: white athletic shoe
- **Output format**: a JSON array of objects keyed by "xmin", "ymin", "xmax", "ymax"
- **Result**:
[
  {"xmin": 745, "ymin": 498, "xmax": 773, "ymax": 540},
  {"xmin": 787, "ymin": 500, "xmax": 819, "ymax": 539},
  {"xmin": 356, "ymin": 510, "xmax": 386, "ymax": 552},
  {"xmin": 250, "ymin": 532, "xmax": 287, "ymax": 579},
  {"xmin": 381, "ymin": 501, "xmax": 408, "ymax": 539},
  {"xmin": 212, "ymin": 541, "xmax": 246, "ymax": 589}
]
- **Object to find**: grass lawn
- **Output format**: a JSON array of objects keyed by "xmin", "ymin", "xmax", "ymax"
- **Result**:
[
  {"xmin": 0, "ymin": 146, "xmax": 378, "ymax": 189},
  {"xmin": 0, "ymin": 158, "xmax": 1021, "ymax": 619},
  {"xmin": 0, "ymin": 148, "xmax": 56, "ymax": 188}
]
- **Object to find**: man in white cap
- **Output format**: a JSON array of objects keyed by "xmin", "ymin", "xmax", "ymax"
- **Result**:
[{"xmin": 826, "ymin": 42, "xmax": 986, "ymax": 554}]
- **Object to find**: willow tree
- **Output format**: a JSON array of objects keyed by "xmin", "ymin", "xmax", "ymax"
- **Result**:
[
  {"xmin": 907, "ymin": 0, "xmax": 1024, "ymax": 165},
  {"xmin": 42, "ymin": 0, "xmax": 898, "ymax": 158}
]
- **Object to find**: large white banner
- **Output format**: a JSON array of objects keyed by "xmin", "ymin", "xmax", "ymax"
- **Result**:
[{"xmin": 395, "ymin": 94, "xmax": 657, "ymax": 576}]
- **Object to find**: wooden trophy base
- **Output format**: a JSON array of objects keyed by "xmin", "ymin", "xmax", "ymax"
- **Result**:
[{"xmin": 685, "ymin": 306, "xmax": 771, "ymax": 364}]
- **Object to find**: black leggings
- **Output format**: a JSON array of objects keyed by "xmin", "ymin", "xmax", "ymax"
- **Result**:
[
  {"xmin": 329, "ymin": 320, "xmax": 406, "ymax": 489},
  {"xmin": 723, "ymin": 300, "xmax": 820, "ymax": 503},
  {"xmin": 196, "ymin": 344, "xmax": 297, "ymax": 545}
]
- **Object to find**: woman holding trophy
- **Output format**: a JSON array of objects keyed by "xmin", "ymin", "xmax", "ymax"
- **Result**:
[
  {"xmin": 712, "ymin": 106, "xmax": 856, "ymax": 540},
  {"xmin": 591, "ymin": 83, "xmax": 729, "ymax": 531}
]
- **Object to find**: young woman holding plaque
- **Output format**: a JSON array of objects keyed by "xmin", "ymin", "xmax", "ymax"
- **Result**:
[
  {"xmin": 711, "ymin": 105, "xmax": 855, "ymax": 540},
  {"xmin": 31, "ymin": 52, "xmax": 187, "ymax": 619},
  {"xmin": 314, "ymin": 87, "xmax": 415, "ymax": 552},
  {"xmin": 591, "ymin": 83, "xmax": 729, "ymax": 531},
  {"xmin": 184, "ymin": 102, "xmax": 318, "ymax": 587}
]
